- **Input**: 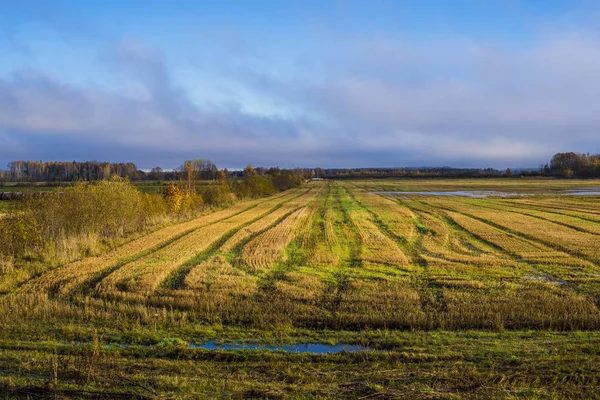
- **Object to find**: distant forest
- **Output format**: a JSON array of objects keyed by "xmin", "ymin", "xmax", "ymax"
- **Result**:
[
  {"xmin": 0, "ymin": 152, "xmax": 598, "ymax": 183},
  {"xmin": 0, "ymin": 159, "xmax": 311, "ymax": 183}
]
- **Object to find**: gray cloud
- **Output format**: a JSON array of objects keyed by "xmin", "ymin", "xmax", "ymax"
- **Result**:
[
  {"xmin": 0, "ymin": 40, "xmax": 325, "ymax": 169},
  {"xmin": 1, "ymin": 34, "xmax": 600, "ymax": 169}
]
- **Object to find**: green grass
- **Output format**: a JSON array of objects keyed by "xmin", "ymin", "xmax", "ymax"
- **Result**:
[{"xmin": 1, "ymin": 329, "xmax": 599, "ymax": 398}]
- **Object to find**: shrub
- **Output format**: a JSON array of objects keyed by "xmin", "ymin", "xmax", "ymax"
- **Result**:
[
  {"xmin": 0, "ymin": 179, "xmax": 165, "ymax": 263},
  {"xmin": 202, "ymin": 184, "xmax": 234, "ymax": 207}
]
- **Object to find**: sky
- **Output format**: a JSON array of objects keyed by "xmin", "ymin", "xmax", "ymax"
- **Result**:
[{"xmin": 1, "ymin": 0, "xmax": 599, "ymax": 170}]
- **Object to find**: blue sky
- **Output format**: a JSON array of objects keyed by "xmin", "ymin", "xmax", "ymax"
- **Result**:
[{"xmin": 1, "ymin": 0, "xmax": 599, "ymax": 169}]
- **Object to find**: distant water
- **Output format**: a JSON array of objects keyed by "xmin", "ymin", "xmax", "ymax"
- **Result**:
[
  {"xmin": 372, "ymin": 189, "xmax": 600, "ymax": 198},
  {"xmin": 373, "ymin": 190, "xmax": 507, "ymax": 198},
  {"xmin": 562, "ymin": 191, "xmax": 600, "ymax": 196}
]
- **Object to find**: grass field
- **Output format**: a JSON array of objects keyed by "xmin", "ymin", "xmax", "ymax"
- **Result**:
[{"xmin": 2, "ymin": 179, "xmax": 600, "ymax": 398}]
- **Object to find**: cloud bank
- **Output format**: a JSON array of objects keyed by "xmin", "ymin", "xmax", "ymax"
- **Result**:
[{"xmin": 1, "ymin": 29, "xmax": 600, "ymax": 169}]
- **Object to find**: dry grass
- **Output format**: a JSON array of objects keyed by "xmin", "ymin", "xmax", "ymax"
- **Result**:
[
  {"xmin": 302, "ymin": 187, "xmax": 343, "ymax": 267},
  {"xmin": 220, "ymin": 188, "xmax": 318, "ymax": 253},
  {"xmin": 343, "ymin": 196, "xmax": 409, "ymax": 266},
  {"xmin": 241, "ymin": 206, "xmax": 314, "ymax": 271},
  {"xmin": 97, "ymin": 189, "xmax": 312, "ymax": 298},
  {"xmin": 350, "ymin": 188, "xmax": 417, "ymax": 243},
  {"xmin": 443, "ymin": 209, "xmax": 589, "ymax": 268},
  {"xmin": 441, "ymin": 198, "xmax": 600, "ymax": 264}
]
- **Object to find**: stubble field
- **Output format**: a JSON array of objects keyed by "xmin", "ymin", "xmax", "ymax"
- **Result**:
[{"xmin": 1, "ymin": 179, "xmax": 600, "ymax": 398}]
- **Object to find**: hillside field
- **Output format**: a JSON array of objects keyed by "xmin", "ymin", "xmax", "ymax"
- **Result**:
[{"xmin": 2, "ymin": 179, "xmax": 600, "ymax": 398}]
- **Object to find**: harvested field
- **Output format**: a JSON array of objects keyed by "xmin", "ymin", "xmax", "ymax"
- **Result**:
[
  {"xmin": 3, "ymin": 178, "xmax": 600, "ymax": 398},
  {"xmin": 6, "ymin": 179, "xmax": 600, "ymax": 329}
]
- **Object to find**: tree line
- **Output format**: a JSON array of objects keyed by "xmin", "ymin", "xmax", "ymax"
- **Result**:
[
  {"xmin": 0, "ymin": 159, "xmax": 312, "ymax": 183},
  {"xmin": 312, "ymin": 152, "xmax": 600, "ymax": 179},
  {"xmin": 0, "ymin": 160, "xmax": 141, "ymax": 182},
  {"xmin": 542, "ymin": 152, "xmax": 600, "ymax": 178},
  {"xmin": 0, "ymin": 160, "xmax": 218, "ymax": 182},
  {"xmin": 311, "ymin": 167, "xmax": 505, "ymax": 179},
  {"xmin": 1, "ymin": 152, "xmax": 599, "ymax": 183}
]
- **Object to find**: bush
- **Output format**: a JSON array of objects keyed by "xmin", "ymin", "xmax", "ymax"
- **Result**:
[
  {"xmin": 141, "ymin": 193, "xmax": 168, "ymax": 223},
  {"xmin": 0, "ymin": 179, "xmax": 173, "ymax": 262},
  {"xmin": 164, "ymin": 184, "xmax": 205, "ymax": 216},
  {"xmin": 202, "ymin": 184, "xmax": 234, "ymax": 207},
  {"xmin": 231, "ymin": 175, "xmax": 275, "ymax": 200}
]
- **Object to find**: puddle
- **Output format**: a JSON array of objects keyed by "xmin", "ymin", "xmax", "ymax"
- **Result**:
[
  {"xmin": 523, "ymin": 274, "xmax": 569, "ymax": 286},
  {"xmin": 106, "ymin": 341, "xmax": 371, "ymax": 354},
  {"xmin": 372, "ymin": 189, "xmax": 600, "ymax": 198},
  {"xmin": 189, "ymin": 341, "xmax": 369, "ymax": 353}
]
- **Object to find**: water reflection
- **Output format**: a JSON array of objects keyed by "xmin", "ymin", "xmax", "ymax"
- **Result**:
[{"xmin": 190, "ymin": 341, "xmax": 370, "ymax": 353}]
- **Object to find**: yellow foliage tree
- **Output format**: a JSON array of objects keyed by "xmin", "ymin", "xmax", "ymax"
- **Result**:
[{"xmin": 164, "ymin": 184, "xmax": 184, "ymax": 213}]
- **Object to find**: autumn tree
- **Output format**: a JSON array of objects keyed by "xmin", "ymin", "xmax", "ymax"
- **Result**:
[
  {"xmin": 243, "ymin": 165, "xmax": 257, "ymax": 177},
  {"xmin": 164, "ymin": 184, "xmax": 185, "ymax": 213},
  {"xmin": 183, "ymin": 161, "xmax": 199, "ymax": 194}
]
